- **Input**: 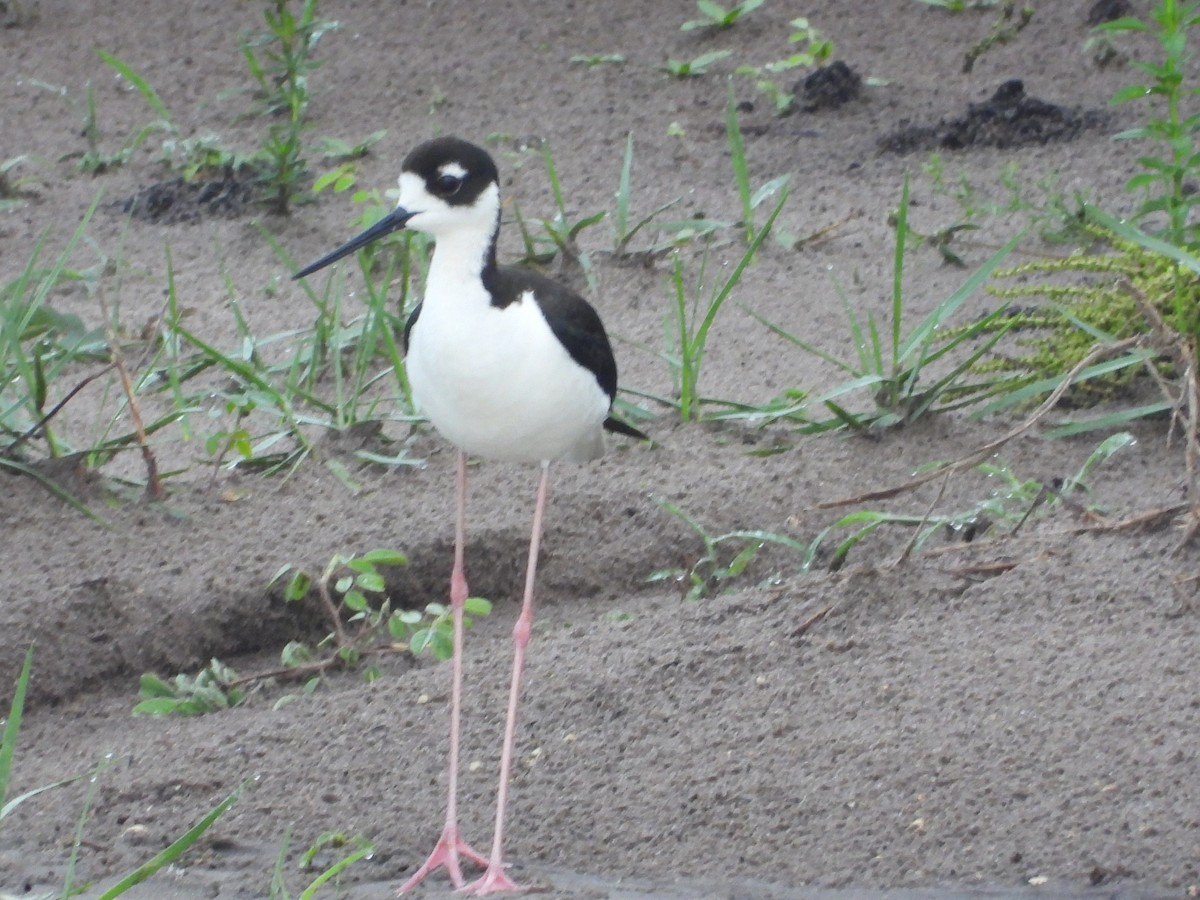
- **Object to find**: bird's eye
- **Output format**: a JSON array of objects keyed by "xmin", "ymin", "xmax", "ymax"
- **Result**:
[{"xmin": 434, "ymin": 174, "xmax": 463, "ymax": 196}]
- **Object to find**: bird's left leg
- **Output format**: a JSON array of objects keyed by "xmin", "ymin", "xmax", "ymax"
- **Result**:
[{"xmin": 460, "ymin": 460, "xmax": 551, "ymax": 896}]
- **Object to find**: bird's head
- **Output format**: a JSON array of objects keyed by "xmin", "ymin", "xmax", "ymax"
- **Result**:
[{"xmin": 294, "ymin": 136, "xmax": 500, "ymax": 280}]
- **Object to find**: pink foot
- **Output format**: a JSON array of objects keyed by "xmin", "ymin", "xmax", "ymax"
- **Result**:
[
  {"xmin": 396, "ymin": 823, "xmax": 488, "ymax": 894},
  {"xmin": 458, "ymin": 862, "xmax": 532, "ymax": 895}
]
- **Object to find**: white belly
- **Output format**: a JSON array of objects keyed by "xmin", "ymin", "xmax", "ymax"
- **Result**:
[{"xmin": 407, "ymin": 291, "xmax": 610, "ymax": 463}]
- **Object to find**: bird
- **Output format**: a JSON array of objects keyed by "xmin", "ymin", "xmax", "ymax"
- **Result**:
[{"xmin": 294, "ymin": 136, "xmax": 646, "ymax": 895}]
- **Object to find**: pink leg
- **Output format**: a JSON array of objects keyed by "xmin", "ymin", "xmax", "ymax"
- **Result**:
[
  {"xmin": 397, "ymin": 452, "xmax": 488, "ymax": 894},
  {"xmin": 460, "ymin": 461, "xmax": 551, "ymax": 896}
]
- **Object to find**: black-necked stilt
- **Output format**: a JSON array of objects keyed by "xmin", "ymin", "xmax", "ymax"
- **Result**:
[{"xmin": 295, "ymin": 136, "xmax": 646, "ymax": 895}]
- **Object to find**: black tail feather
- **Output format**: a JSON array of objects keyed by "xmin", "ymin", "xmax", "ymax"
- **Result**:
[{"xmin": 604, "ymin": 416, "xmax": 650, "ymax": 443}]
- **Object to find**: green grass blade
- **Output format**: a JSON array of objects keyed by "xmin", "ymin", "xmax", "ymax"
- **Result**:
[
  {"xmin": 95, "ymin": 50, "xmax": 173, "ymax": 126},
  {"xmin": 1085, "ymin": 203, "xmax": 1200, "ymax": 274},
  {"xmin": 725, "ymin": 82, "xmax": 753, "ymax": 241},
  {"xmin": 741, "ymin": 305, "xmax": 859, "ymax": 375},
  {"xmin": 615, "ymin": 132, "xmax": 633, "ymax": 243},
  {"xmin": 897, "ymin": 230, "xmax": 1024, "ymax": 365},
  {"xmin": 891, "ymin": 176, "xmax": 909, "ymax": 365},
  {"xmin": 1046, "ymin": 402, "xmax": 1172, "ymax": 437},
  {"xmin": 1, "ymin": 771, "xmax": 91, "ymax": 820},
  {"xmin": 271, "ymin": 830, "xmax": 293, "ymax": 900},
  {"xmin": 693, "ymin": 189, "xmax": 787, "ymax": 355},
  {"xmin": 0, "ymin": 645, "xmax": 34, "ymax": 810},
  {"xmin": 976, "ymin": 348, "xmax": 1155, "ymax": 416},
  {"xmin": 297, "ymin": 839, "xmax": 373, "ymax": 900},
  {"xmin": 0, "ymin": 458, "xmax": 104, "ymax": 522},
  {"xmin": 95, "ymin": 780, "xmax": 248, "ymax": 899},
  {"xmin": 64, "ymin": 755, "xmax": 115, "ymax": 896}
]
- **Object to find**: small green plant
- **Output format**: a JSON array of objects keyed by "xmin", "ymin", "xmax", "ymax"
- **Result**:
[
  {"xmin": 725, "ymin": 85, "xmax": 790, "ymax": 242},
  {"xmin": 274, "ymin": 548, "xmax": 491, "ymax": 688},
  {"xmin": 272, "ymin": 830, "xmax": 374, "ymax": 900},
  {"xmin": 159, "ymin": 132, "xmax": 262, "ymax": 180},
  {"xmin": 1, "ymin": 199, "xmax": 112, "ymax": 466},
  {"xmin": 734, "ymin": 17, "xmax": 835, "ymax": 115},
  {"xmin": 135, "ymin": 549, "xmax": 491, "ymax": 716},
  {"xmin": 241, "ymin": 0, "xmax": 339, "ymax": 116},
  {"xmin": 74, "ymin": 50, "xmax": 178, "ymax": 174},
  {"xmin": 748, "ymin": 179, "xmax": 1022, "ymax": 431},
  {"xmin": 610, "ymin": 133, "xmax": 686, "ymax": 257},
  {"xmin": 665, "ymin": 189, "xmax": 787, "ymax": 422},
  {"xmin": 681, "ymin": 0, "xmax": 766, "ymax": 31},
  {"xmin": 134, "ymin": 659, "xmax": 246, "ymax": 716},
  {"xmin": 805, "ymin": 432, "xmax": 1133, "ymax": 571},
  {"xmin": 962, "ymin": 1, "xmax": 1035, "ymax": 73},
  {"xmin": 0, "ymin": 155, "xmax": 40, "ymax": 211},
  {"xmin": 315, "ymin": 129, "xmax": 386, "ymax": 163},
  {"xmin": 508, "ymin": 143, "xmax": 607, "ymax": 287},
  {"xmin": 569, "ymin": 52, "xmax": 625, "ymax": 66},
  {"xmin": 1102, "ymin": 0, "xmax": 1200, "ymax": 335},
  {"xmin": 648, "ymin": 499, "xmax": 806, "ymax": 599},
  {"xmin": 240, "ymin": 0, "xmax": 340, "ymax": 212},
  {"xmin": 663, "ymin": 49, "xmax": 733, "ymax": 77}
]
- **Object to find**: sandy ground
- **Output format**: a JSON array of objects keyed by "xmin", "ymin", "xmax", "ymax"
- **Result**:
[{"xmin": 2, "ymin": 1, "xmax": 1198, "ymax": 897}]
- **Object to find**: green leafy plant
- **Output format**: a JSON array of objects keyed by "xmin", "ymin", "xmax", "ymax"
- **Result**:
[
  {"xmin": 734, "ymin": 16, "xmax": 835, "ymax": 115},
  {"xmin": 273, "ymin": 548, "xmax": 490, "ymax": 691},
  {"xmin": 241, "ymin": 0, "xmax": 339, "ymax": 116},
  {"xmin": 805, "ymin": 432, "xmax": 1133, "ymax": 571},
  {"xmin": 681, "ymin": 0, "xmax": 766, "ymax": 31},
  {"xmin": 235, "ymin": 0, "xmax": 339, "ymax": 211},
  {"xmin": 648, "ymin": 500, "xmax": 806, "ymax": 599},
  {"xmin": 1102, "ymin": 0, "xmax": 1200, "ymax": 335},
  {"xmin": 135, "ymin": 549, "xmax": 491, "ymax": 717},
  {"xmin": 315, "ymin": 129, "xmax": 386, "ymax": 163},
  {"xmin": 748, "ymin": 178, "xmax": 1021, "ymax": 431},
  {"xmin": 134, "ymin": 659, "xmax": 245, "ymax": 716},
  {"xmin": 663, "ymin": 49, "xmax": 733, "ymax": 77}
]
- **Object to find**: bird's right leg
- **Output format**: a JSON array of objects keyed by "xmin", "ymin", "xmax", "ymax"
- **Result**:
[{"xmin": 397, "ymin": 451, "xmax": 488, "ymax": 894}]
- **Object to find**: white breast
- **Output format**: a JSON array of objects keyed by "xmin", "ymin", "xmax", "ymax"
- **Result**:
[{"xmin": 407, "ymin": 284, "xmax": 610, "ymax": 464}]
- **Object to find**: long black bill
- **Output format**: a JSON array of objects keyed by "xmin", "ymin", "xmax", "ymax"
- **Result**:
[{"xmin": 293, "ymin": 206, "xmax": 416, "ymax": 279}]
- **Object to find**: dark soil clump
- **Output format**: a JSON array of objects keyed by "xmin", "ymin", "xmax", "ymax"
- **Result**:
[
  {"xmin": 119, "ymin": 172, "xmax": 261, "ymax": 224},
  {"xmin": 795, "ymin": 60, "xmax": 863, "ymax": 112},
  {"xmin": 1086, "ymin": 0, "xmax": 1133, "ymax": 26},
  {"xmin": 879, "ymin": 79, "xmax": 1109, "ymax": 154}
]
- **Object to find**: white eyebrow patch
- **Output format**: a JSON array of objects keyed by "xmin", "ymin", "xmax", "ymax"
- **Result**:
[{"xmin": 439, "ymin": 162, "xmax": 467, "ymax": 178}]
